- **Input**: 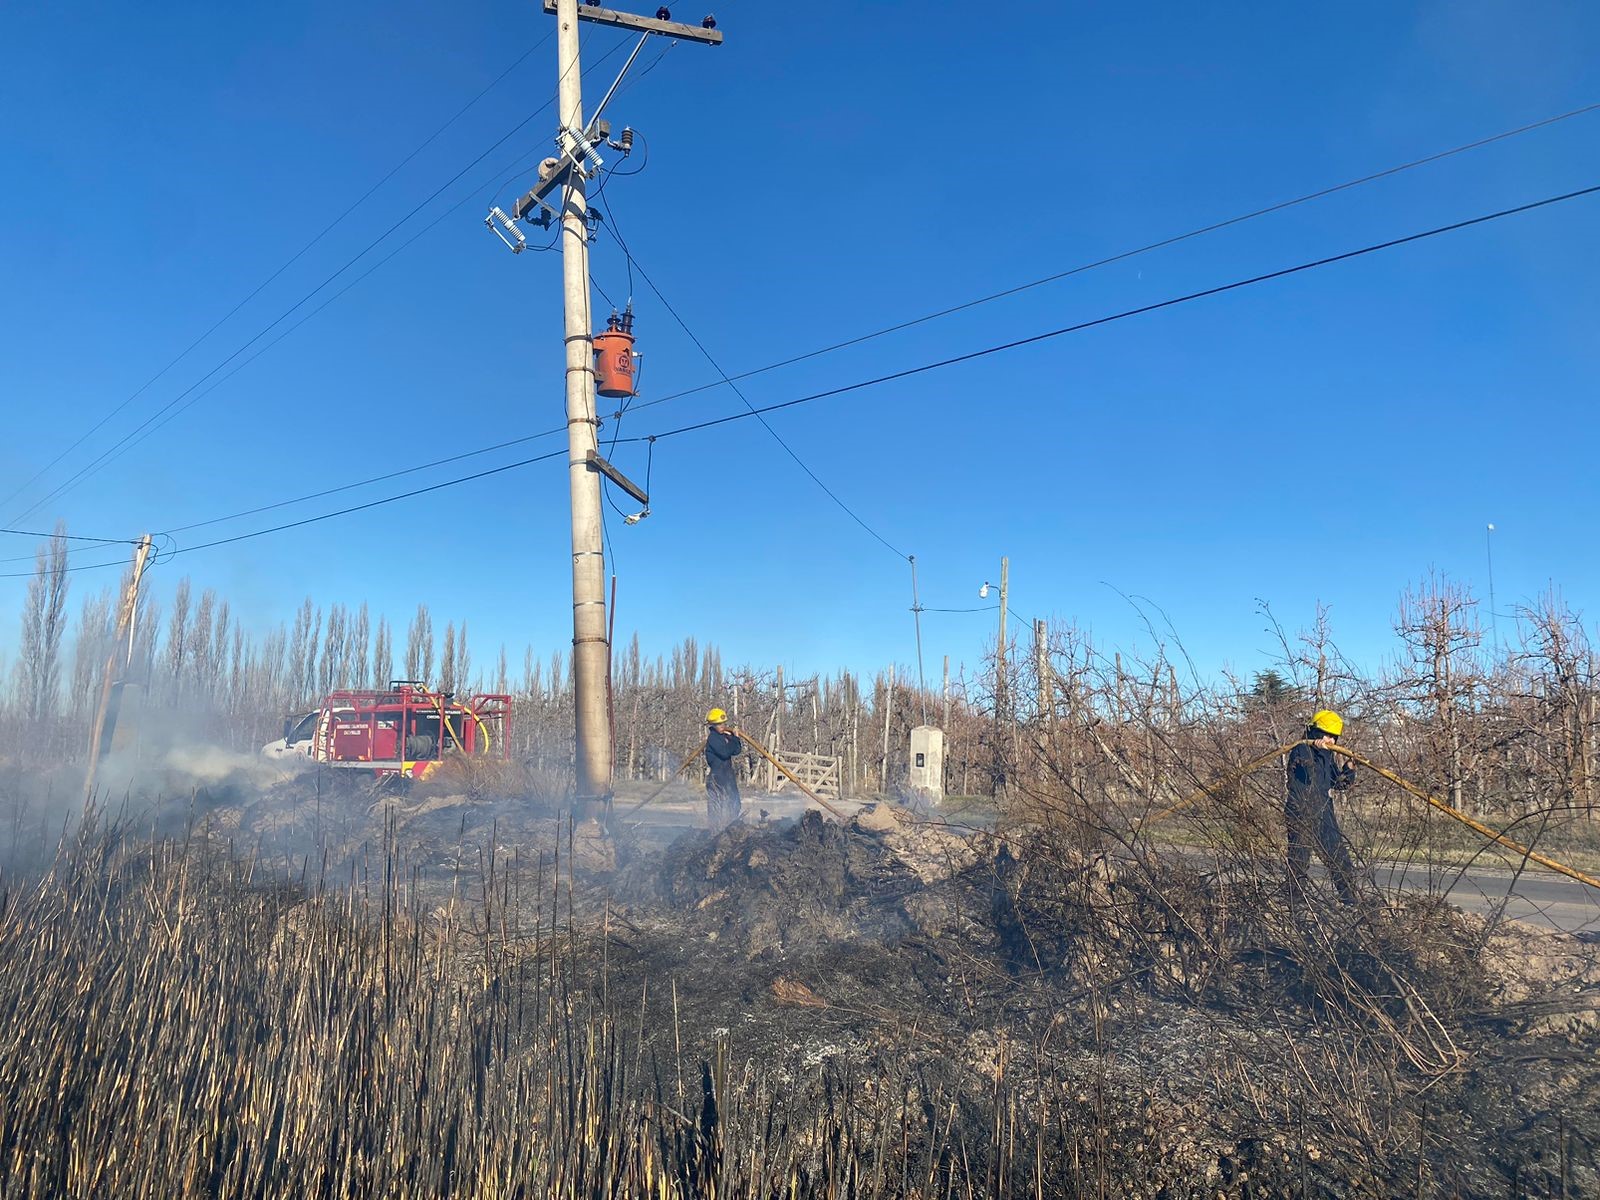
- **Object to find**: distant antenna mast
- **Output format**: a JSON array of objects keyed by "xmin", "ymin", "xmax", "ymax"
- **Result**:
[{"xmin": 1485, "ymin": 522, "xmax": 1500, "ymax": 652}]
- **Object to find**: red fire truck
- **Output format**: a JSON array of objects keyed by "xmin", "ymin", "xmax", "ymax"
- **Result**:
[{"xmin": 262, "ymin": 681, "xmax": 511, "ymax": 780}]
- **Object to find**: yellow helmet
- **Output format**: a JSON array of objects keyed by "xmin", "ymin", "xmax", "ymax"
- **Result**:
[
  {"xmin": 706, "ymin": 708, "xmax": 728, "ymax": 725},
  {"xmin": 1310, "ymin": 710, "xmax": 1344, "ymax": 737}
]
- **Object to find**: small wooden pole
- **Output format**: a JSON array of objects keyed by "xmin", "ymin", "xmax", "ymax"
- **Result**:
[{"xmin": 83, "ymin": 535, "xmax": 153, "ymax": 802}]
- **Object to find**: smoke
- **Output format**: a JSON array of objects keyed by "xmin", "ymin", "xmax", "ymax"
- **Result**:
[
  {"xmin": 146, "ymin": 743, "xmax": 310, "ymax": 789},
  {"xmin": 0, "ymin": 738, "xmax": 314, "ymax": 869}
]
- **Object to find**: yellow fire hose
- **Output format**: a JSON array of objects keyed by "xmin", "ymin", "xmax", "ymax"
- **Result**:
[
  {"xmin": 1139, "ymin": 739, "xmax": 1600, "ymax": 892},
  {"xmin": 733, "ymin": 727, "xmax": 852, "ymax": 821},
  {"xmin": 618, "ymin": 746, "xmax": 704, "ymax": 818},
  {"xmin": 618, "ymin": 729, "xmax": 852, "ymax": 824}
]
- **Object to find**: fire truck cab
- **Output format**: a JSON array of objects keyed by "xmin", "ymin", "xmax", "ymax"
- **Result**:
[{"xmin": 262, "ymin": 681, "xmax": 511, "ymax": 779}]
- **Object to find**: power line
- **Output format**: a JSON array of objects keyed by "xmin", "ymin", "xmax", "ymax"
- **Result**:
[
  {"xmin": 157, "ymin": 425, "xmax": 569, "ymax": 536},
  {"xmin": 23, "ymin": 179, "xmax": 1596, "ymax": 580},
  {"xmin": 140, "ymin": 35, "xmax": 678, "ymax": 543},
  {"xmin": 616, "ymin": 100, "xmax": 1600, "ymax": 419},
  {"xmin": 8, "ymin": 34, "xmax": 631, "ymax": 526},
  {"xmin": 619, "ymin": 182, "xmax": 1600, "ymax": 445},
  {"xmin": 0, "ymin": 526, "xmax": 137, "ymax": 544},
  {"xmin": 0, "ymin": 33, "xmax": 555, "ymax": 521},
  {"xmin": 60, "ymin": 103, "xmax": 1596, "ymax": 547},
  {"xmin": 111, "ymin": 141, "xmax": 580, "ymax": 477},
  {"xmin": 166, "ymin": 448, "xmax": 567, "ymax": 558},
  {"xmin": 598, "ymin": 218, "xmax": 912, "ymax": 561}
]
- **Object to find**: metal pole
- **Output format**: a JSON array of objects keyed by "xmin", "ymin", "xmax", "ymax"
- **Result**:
[
  {"xmin": 556, "ymin": 0, "xmax": 612, "ymax": 810},
  {"xmin": 588, "ymin": 32, "xmax": 650, "ymax": 130},
  {"xmin": 1485, "ymin": 522, "xmax": 1499, "ymax": 652},
  {"xmin": 994, "ymin": 555, "xmax": 1008, "ymax": 798},
  {"xmin": 941, "ymin": 653, "xmax": 951, "ymax": 795},
  {"xmin": 997, "ymin": 556, "xmax": 1009, "ymax": 716}
]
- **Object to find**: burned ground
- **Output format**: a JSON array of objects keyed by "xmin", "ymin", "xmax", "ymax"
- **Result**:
[
  {"xmin": 3, "ymin": 768, "xmax": 1598, "ymax": 1197},
  {"xmin": 200, "ymin": 777, "xmax": 1600, "ymax": 1194}
]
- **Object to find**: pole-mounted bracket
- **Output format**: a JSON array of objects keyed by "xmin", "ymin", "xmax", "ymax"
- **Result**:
[
  {"xmin": 513, "ymin": 157, "xmax": 571, "ymax": 226},
  {"xmin": 586, "ymin": 450, "xmax": 650, "ymax": 505},
  {"xmin": 543, "ymin": 0, "xmax": 724, "ymax": 45}
]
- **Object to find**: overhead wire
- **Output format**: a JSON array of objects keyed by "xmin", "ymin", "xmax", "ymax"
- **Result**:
[
  {"xmin": 168, "ymin": 448, "xmax": 568, "ymax": 558},
  {"xmin": 617, "ymin": 182, "xmax": 1600, "ymax": 445},
  {"xmin": 597, "ymin": 216, "xmax": 912, "ymax": 561},
  {"xmin": 613, "ymin": 99, "xmax": 1600, "ymax": 418},
  {"xmin": 156, "ymin": 423, "xmax": 568, "ymax": 536},
  {"xmin": 557, "ymin": 38, "xmax": 681, "ymax": 538},
  {"xmin": 112, "ymin": 118, "xmax": 597, "ymax": 481},
  {"xmin": 0, "ymin": 524, "xmax": 147, "ymax": 566},
  {"xmin": 9, "ymin": 33, "xmax": 633, "ymax": 526},
  {"xmin": 0, "ymin": 526, "xmax": 139, "ymax": 545},
  {"xmin": 0, "ymin": 32, "xmax": 557, "ymax": 520},
  {"xmin": 52, "ymin": 97, "xmax": 1591, "ymax": 551},
  {"xmin": 140, "ymin": 30, "xmax": 663, "ymax": 544},
  {"xmin": 186, "ymin": 96, "xmax": 1600, "ymax": 534},
  {"xmin": 21, "ymin": 179, "xmax": 1599, "ymax": 578}
]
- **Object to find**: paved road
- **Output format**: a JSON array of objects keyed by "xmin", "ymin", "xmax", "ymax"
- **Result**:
[
  {"xmin": 1370, "ymin": 859, "xmax": 1600, "ymax": 936},
  {"xmin": 615, "ymin": 785, "xmax": 1600, "ymax": 936}
]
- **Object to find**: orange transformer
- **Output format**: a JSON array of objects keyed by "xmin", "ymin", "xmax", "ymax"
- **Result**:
[{"xmin": 593, "ymin": 307, "xmax": 637, "ymax": 398}]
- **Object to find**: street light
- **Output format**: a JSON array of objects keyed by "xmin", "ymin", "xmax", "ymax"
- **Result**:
[{"xmin": 1485, "ymin": 522, "xmax": 1499, "ymax": 651}]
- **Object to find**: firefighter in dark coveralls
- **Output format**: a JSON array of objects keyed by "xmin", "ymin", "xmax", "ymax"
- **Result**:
[
  {"xmin": 704, "ymin": 708, "xmax": 743, "ymax": 832},
  {"xmin": 1286, "ymin": 709, "xmax": 1362, "ymax": 902}
]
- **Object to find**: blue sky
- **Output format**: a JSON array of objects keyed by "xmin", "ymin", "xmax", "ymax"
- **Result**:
[{"xmin": 2, "ymin": 0, "xmax": 1597, "ymax": 690}]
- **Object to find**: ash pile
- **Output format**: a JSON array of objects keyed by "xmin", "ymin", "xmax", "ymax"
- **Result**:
[
  {"xmin": 654, "ymin": 804, "xmax": 977, "ymax": 955},
  {"xmin": 591, "ymin": 803, "xmax": 1600, "ymax": 1198},
  {"xmin": 107, "ymin": 767, "xmax": 1600, "ymax": 1196}
]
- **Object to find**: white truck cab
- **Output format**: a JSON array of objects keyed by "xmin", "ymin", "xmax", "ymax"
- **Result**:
[{"xmin": 260, "ymin": 710, "xmax": 322, "ymax": 760}]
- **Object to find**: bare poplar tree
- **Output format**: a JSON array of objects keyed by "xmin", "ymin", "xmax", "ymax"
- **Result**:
[
  {"xmin": 68, "ymin": 588, "xmax": 115, "ymax": 727},
  {"xmin": 287, "ymin": 599, "xmax": 315, "ymax": 705},
  {"xmin": 320, "ymin": 604, "xmax": 347, "ymax": 693},
  {"xmin": 347, "ymin": 603, "xmax": 370, "ymax": 688},
  {"xmin": 405, "ymin": 605, "xmax": 433, "ymax": 683},
  {"xmin": 166, "ymin": 578, "xmax": 192, "ymax": 701},
  {"xmin": 189, "ymin": 589, "xmax": 216, "ymax": 703},
  {"xmin": 211, "ymin": 599, "xmax": 231, "ymax": 706},
  {"xmin": 302, "ymin": 607, "xmax": 322, "ymax": 702},
  {"xmin": 455, "ymin": 621, "xmax": 471, "ymax": 693},
  {"xmin": 372, "ymin": 616, "xmax": 393, "ymax": 687},
  {"xmin": 440, "ymin": 622, "xmax": 457, "ymax": 692},
  {"xmin": 16, "ymin": 526, "xmax": 71, "ymax": 726},
  {"xmin": 259, "ymin": 625, "xmax": 287, "ymax": 711}
]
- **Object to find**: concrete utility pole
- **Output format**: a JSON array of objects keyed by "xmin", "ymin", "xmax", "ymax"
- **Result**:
[
  {"xmin": 1034, "ymin": 618, "xmax": 1049, "ymax": 727},
  {"xmin": 553, "ymin": 0, "xmax": 610, "ymax": 810},
  {"xmin": 493, "ymin": 1, "xmax": 722, "ymax": 811}
]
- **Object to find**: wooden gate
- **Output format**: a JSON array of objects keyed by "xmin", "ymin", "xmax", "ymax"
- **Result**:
[{"xmin": 767, "ymin": 750, "xmax": 842, "ymax": 797}]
